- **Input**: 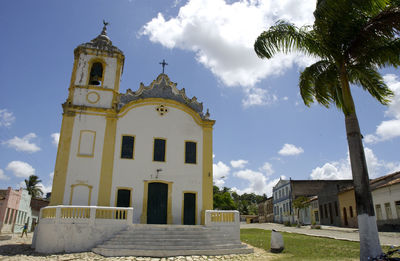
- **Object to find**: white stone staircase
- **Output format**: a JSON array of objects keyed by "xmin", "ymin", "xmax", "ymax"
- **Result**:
[{"xmin": 92, "ymin": 224, "xmax": 253, "ymax": 257}]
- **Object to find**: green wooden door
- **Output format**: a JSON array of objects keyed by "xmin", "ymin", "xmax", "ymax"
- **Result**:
[
  {"xmin": 147, "ymin": 183, "xmax": 168, "ymax": 224},
  {"xmin": 183, "ymin": 193, "xmax": 196, "ymax": 225}
]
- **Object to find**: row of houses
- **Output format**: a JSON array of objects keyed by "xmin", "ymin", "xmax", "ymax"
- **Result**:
[
  {"xmin": 0, "ymin": 187, "xmax": 49, "ymax": 233},
  {"xmin": 257, "ymin": 171, "xmax": 400, "ymax": 231}
]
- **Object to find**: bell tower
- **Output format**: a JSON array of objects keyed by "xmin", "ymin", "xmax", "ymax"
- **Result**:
[{"xmin": 66, "ymin": 21, "xmax": 125, "ymax": 110}]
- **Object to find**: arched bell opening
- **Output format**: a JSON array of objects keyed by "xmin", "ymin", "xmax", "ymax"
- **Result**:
[{"xmin": 89, "ymin": 62, "xmax": 103, "ymax": 86}]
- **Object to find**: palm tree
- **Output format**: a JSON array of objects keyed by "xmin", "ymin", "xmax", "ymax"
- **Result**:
[
  {"xmin": 254, "ymin": 0, "xmax": 400, "ymax": 259},
  {"xmin": 24, "ymin": 175, "xmax": 43, "ymax": 198}
]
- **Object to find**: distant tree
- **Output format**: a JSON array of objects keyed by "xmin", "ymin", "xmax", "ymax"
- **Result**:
[
  {"xmin": 24, "ymin": 175, "xmax": 43, "ymax": 198},
  {"xmin": 293, "ymin": 196, "xmax": 310, "ymax": 225},
  {"xmin": 213, "ymin": 186, "xmax": 237, "ymax": 210}
]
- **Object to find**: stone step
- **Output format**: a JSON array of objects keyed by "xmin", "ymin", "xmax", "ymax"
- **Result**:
[
  {"xmin": 104, "ymin": 239, "xmax": 242, "ymax": 246},
  {"xmin": 96, "ymin": 243, "xmax": 247, "ymax": 250},
  {"xmin": 92, "ymin": 247, "xmax": 254, "ymax": 257},
  {"xmin": 114, "ymin": 234, "xmax": 230, "ymax": 240}
]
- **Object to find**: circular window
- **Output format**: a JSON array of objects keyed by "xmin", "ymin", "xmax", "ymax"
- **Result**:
[{"xmin": 86, "ymin": 92, "xmax": 100, "ymax": 104}]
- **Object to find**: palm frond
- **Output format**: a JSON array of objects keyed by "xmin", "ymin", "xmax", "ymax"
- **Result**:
[
  {"xmin": 348, "ymin": 64, "xmax": 394, "ymax": 104},
  {"xmin": 254, "ymin": 21, "xmax": 325, "ymax": 60},
  {"xmin": 299, "ymin": 60, "xmax": 341, "ymax": 108}
]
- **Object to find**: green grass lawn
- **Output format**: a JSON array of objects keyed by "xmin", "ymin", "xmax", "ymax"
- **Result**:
[{"xmin": 241, "ymin": 228, "xmax": 394, "ymax": 260}]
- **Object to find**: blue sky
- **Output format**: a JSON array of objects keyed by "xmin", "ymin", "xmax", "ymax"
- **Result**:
[{"xmin": 1, "ymin": 0, "xmax": 399, "ymax": 197}]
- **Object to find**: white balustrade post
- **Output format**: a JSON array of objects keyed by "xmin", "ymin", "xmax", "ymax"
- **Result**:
[
  {"xmin": 55, "ymin": 206, "xmax": 61, "ymax": 225},
  {"xmin": 90, "ymin": 206, "xmax": 96, "ymax": 225},
  {"xmin": 127, "ymin": 208, "xmax": 133, "ymax": 225},
  {"xmin": 205, "ymin": 210, "xmax": 211, "ymax": 226}
]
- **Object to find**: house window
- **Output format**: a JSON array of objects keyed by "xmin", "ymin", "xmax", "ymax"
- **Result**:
[
  {"xmin": 185, "ymin": 141, "xmax": 197, "ymax": 164},
  {"xmin": 153, "ymin": 138, "xmax": 166, "ymax": 162},
  {"xmin": 385, "ymin": 202, "xmax": 393, "ymax": 219},
  {"xmin": 324, "ymin": 204, "xmax": 328, "ymax": 218},
  {"xmin": 121, "ymin": 135, "xmax": 135, "ymax": 159},
  {"xmin": 89, "ymin": 62, "xmax": 103, "ymax": 86},
  {"xmin": 376, "ymin": 204, "xmax": 383, "ymax": 220},
  {"xmin": 285, "ymin": 187, "xmax": 288, "ymax": 196},
  {"xmin": 395, "ymin": 201, "xmax": 400, "ymax": 219},
  {"xmin": 349, "ymin": 206, "xmax": 354, "ymax": 218},
  {"xmin": 315, "ymin": 211, "xmax": 319, "ymax": 222}
]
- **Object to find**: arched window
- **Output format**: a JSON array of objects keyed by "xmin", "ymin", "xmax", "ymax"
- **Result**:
[{"xmin": 89, "ymin": 62, "xmax": 103, "ymax": 86}]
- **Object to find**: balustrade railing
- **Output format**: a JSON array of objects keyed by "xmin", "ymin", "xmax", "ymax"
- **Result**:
[{"xmin": 40, "ymin": 206, "xmax": 133, "ymax": 224}]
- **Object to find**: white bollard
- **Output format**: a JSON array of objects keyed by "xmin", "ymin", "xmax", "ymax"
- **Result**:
[{"xmin": 270, "ymin": 229, "xmax": 284, "ymax": 253}]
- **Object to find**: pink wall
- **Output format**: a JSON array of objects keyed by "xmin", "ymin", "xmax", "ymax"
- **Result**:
[{"xmin": 0, "ymin": 187, "xmax": 22, "ymax": 232}]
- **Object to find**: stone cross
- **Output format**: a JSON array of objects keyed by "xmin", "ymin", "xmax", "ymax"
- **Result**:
[{"xmin": 159, "ymin": 59, "xmax": 168, "ymax": 74}]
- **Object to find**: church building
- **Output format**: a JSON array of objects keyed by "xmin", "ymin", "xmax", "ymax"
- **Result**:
[{"xmin": 50, "ymin": 23, "xmax": 215, "ymax": 225}]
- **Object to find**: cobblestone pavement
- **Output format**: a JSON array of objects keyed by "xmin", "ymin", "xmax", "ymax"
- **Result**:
[
  {"xmin": 0, "ymin": 233, "xmax": 279, "ymax": 261},
  {"xmin": 241, "ymin": 222, "xmax": 400, "ymax": 246}
]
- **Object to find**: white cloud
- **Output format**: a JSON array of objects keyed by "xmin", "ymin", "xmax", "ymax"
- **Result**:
[
  {"xmin": 365, "ymin": 74, "xmax": 400, "ymax": 143},
  {"xmin": 51, "ymin": 133, "xmax": 60, "ymax": 146},
  {"xmin": 242, "ymin": 87, "xmax": 278, "ymax": 107},
  {"xmin": 230, "ymin": 159, "xmax": 248, "ymax": 169},
  {"xmin": 38, "ymin": 183, "xmax": 52, "ymax": 195},
  {"xmin": 260, "ymin": 162, "xmax": 274, "ymax": 176},
  {"xmin": 278, "ymin": 143, "xmax": 304, "ymax": 156},
  {"xmin": 310, "ymin": 147, "xmax": 400, "ymax": 180},
  {"xmin": 0, "ymin": 109, "xmax": 15, "ymax": 127},
  {"xmin": 141, "ymin": 0, "xmax": 316, "ymax": 106},
  {"xmin": 49, "ymin": 172, "xmax": 54, "ymax": 179},
  {"xmin": 6, "ymin": 161, "xmax": 35, "ymax": 178},
  {"xmin": 3, "ymin": 133, "xmax": 41, "ymax": 153},
  {"xmin": 232, "ymin": 171, "xmax": 284, "ymax": 196},
  {"xmin": 0, "ymin": 169, "xmax": 9, "ymax": 180},
  {"xmin": 213, "ymin": 161, "xmax": 231, "ymax": 187}
]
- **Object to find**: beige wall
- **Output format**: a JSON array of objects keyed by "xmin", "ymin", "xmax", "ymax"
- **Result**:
[{"xmin": 338, "ymin": 189, "xmax": 358, "ymax": 228}]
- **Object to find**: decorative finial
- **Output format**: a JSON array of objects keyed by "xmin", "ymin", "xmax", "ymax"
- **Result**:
[
  {"xmin": 205, "ymin": 108, "xmax": 210, "ymax": 119},
  {"xmin": 159, "ymin": 59, "xmax": 168, "ymax": 74},
  {"xmin": 101, "ymin": 20, "xmax": 109, "ymax": 35}
]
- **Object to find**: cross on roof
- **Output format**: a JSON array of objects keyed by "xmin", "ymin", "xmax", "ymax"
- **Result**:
[{"xmin": 159, "ymin": 59, "xmax": 168, "ymax": 74}]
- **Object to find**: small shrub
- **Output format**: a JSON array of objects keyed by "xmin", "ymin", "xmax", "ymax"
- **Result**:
[
  {"xmin": 311, "ymin": 224, "xmax": 321, "ymax": 229},
  {"xmin": 284, "ymin": 221, "xmax": 291, "ymax": 226}
]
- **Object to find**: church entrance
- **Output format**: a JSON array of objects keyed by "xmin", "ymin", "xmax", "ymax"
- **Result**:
[
  {"xmin": 147, "ymin": 182, "xmax": 168, "ymax": 224},
  {"xmin": 183, "ymin": 193, "xmax": 196, "ymax": 225}
]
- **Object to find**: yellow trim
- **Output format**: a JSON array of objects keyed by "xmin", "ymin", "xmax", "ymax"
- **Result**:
[
  {"xmin": 71, "ymin": 85, "xmax": 116, "ymax": 92},
  {"xmin": 201, "ymin": 125, "xmax": 214, "ymax": 224},
  {"xmin": 74, "ymin": 46, "xmax": 125, "ymax": 61},
  {"xmin": 140, "ymin": 180, "xmax": 173, "ymax": 224},
  {"xmin": 97, "ymin": 116, "xmax": 117, "ymax": 206},
  {"xmin": 50, "ymin": 112, "xmax": 76, "ymax": 206},
  {"xmin": 120, "ymin": 134, "xmax": 136, "ymax": 160},
  {"xmin": 86, "ymin": 92, "xmax": 100, "ymax": 104},
  {"xmin": 114, "ymin": 187, "xmax": 133, "ymax": 207},
  {"xmin": 181, "ymin": 191, "xmax": 198, "ymax": 225},
  {"xmin": 63, "ymin": 98, "xmax": 216, "ymax": 128},
  {"xmin": 118, "ymin": 98, "xmax": 215, "ymax": 127},
  {"xmin": 67, "ymin": 57, "xmax": 79, "ymax": 103},
  {"xmin": 86, "ymin": 58, "xmax": 106, "ymax": 87},
  {"xmin": 184, "ymin": 140, "xmax": 197, "ymax": 165},
  {"xmin": 112, "ymin": 56, "xmax": 123, "ymax": 106},
  {"xmin": 77, "ymin": 130, "xmax": 96, "ymax": 157},
  {"xmin": 69, "ymin": 183, "xmax": 93, "ymax": 205},
  {"xmin": 152, "ymin": 137, "xmax": 167, "ymax": 162}
]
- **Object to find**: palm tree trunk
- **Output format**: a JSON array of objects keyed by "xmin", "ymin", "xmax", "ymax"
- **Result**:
[
  {"xmin": 345, "ymin": 113, "xmax": 381, "ymax": 260},
  {"xmin": 340, "ymin": 64, "xmax": 382, "ymax": 260}
]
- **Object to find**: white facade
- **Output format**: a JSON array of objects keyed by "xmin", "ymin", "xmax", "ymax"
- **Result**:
[{"xmin": 373, "ymin": 182, "xmax": 400, "ymax": 221}]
